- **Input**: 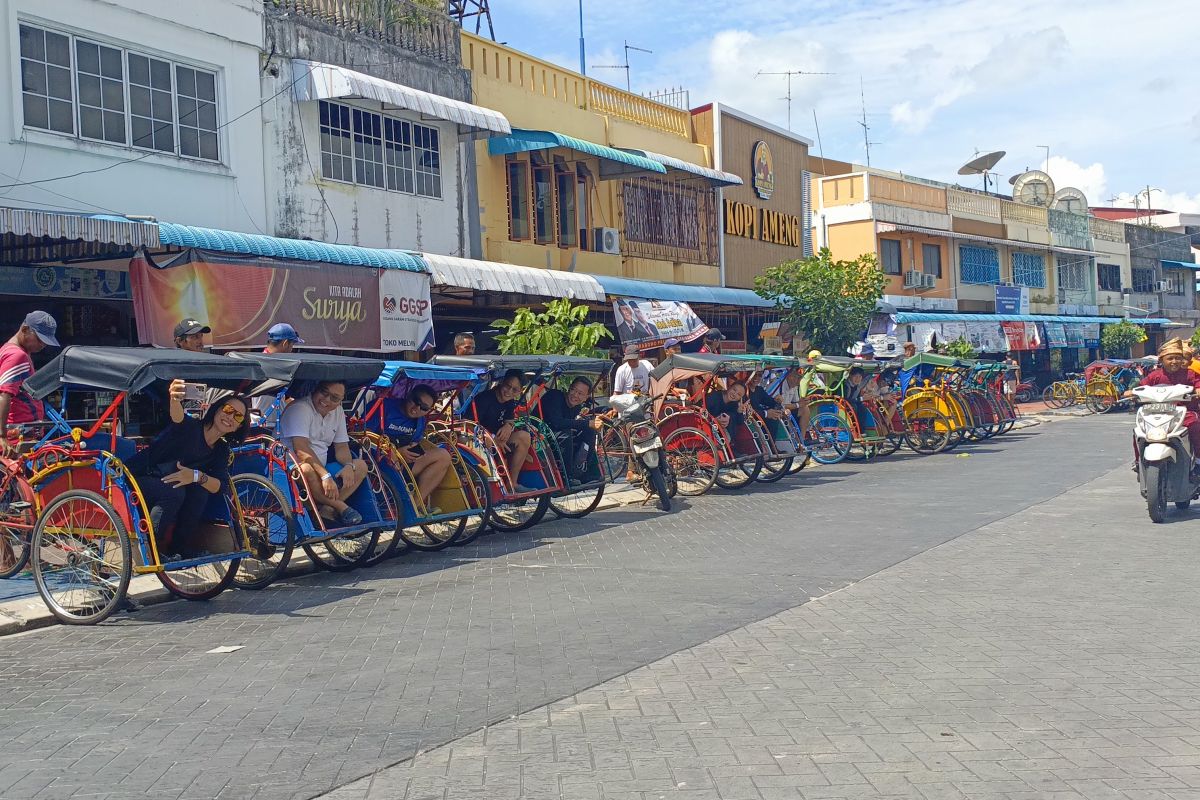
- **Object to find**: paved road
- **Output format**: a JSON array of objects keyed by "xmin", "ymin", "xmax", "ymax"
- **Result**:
[{"xmin": 0, "ymin": 416, "xmax": 1131, "ymax": 800}]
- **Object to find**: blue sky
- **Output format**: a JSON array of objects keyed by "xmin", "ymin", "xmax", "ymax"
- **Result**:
[{"xmin": 486, "ymin": 0, "xmax": 1200, "ymax": 210}]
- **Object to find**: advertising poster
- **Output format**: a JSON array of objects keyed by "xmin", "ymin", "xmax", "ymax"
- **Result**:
[
  {"xmin": 1001, "ymin": 322, "xmax": 1043, "ymax": 351},
  {"xmin": 612, "ymin": 297, "xmax": 708, "ymax": 349},
  {"xmin": 0, "ymin": 265, "xmax": 129, "ymax": 299},
  {"xmin": 130, "ymin": 249, "xmax": 417, "ymax": 351},
  {"xmin": 379, "ymin": 268, "xmax": 435, "ymax": 351},
  {"xmin": 964, "ymin": 321, "xmax": 1008, "ymax": 353},
  {"xmin": 1065, "ymin": 324, "xmax": 1086, "ymax": 348},
  {"xmin": 1042, "ymin": 323, "xmax": 1068, "ymax": 348},
  {"xmin": 1081, "ymin": 323, "xmax": 1101, "ymax": 348}
]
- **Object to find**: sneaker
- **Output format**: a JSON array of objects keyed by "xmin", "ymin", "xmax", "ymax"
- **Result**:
[
  {"xmin": 339, "ymin": 508, "xmax": 364, "ymax": 526},
  {"xmin": 426, "ymin": 506, "xmax": 443, "ymax": 517}
]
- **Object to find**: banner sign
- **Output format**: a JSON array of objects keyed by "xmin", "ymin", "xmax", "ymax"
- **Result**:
[
  {"xmin": 130, "ymin": 249, "xmax": 432, "ymax": 351},
  {"xmin": 1065, "ymin": 324, "xmax": 1085, "ymax": 348},
  {"xmin": 379, "ymin": 268, "xmax": 435, "ymax": 351},
  {"xmin": 1001, "ymin": 321, "xmax": 1043, "ymax": 351},
  {"xmin": 0, "ymin": 265, "xmax": 129, "ymax": 300},
  {"xmin": 1042, "ymin": 323, "xmax": 1068, "ymax": 348},
  {"xmin": 995, "ymin": 285, "xmax": 1030, "ymax": 315},
  {"xmin": 612, "ymin": 297, "xmax": 708, "ymax": 350},
  {"xmin": 1081, "ymin": 323, "xmax": 1101, "ymax": 348}
]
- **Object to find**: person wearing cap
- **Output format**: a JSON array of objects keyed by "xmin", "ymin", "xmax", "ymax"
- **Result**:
[
  {"xmin": 698, "ymin": 329, "xmax": 725, "ymax": 354},
  {"xmin": 613, "ymin": 345, "xmax": 652, "ymax": 395},
  {"xmin": 800, "ymin": 348, "xmax": 826, "ymax": 398},
  {"xmin": 856, "ymin": 343, "xmax": 876, "ymax": 360},
  {"xmin": 903, "ymin": 342, "xmax": 918, "ymax": 359},
  {"xmin": 660, "ymin": 338, "xmax": 682, "ymax": 360},
  {"xmin": 173, "ymin": 318, "xmax": 211, "ymax": 352},
  {"xmin": 265, "ymin": 323, "xmax": 303, "ymax": 355},
  {"xmin": 0, "ymin": 311, "xmax": 59, "ymax": 456},
  {"xmin": 1128, "ymin": 338, "xmax": 1200, "ymax": 471}
]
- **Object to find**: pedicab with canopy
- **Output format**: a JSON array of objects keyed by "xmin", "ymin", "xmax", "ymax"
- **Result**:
[
  {"xmin": 430, "ymin": 354, "xmax": 613, "ymax": 532},
  {"xmin": 350, "ymin": 360, "xmax": 491, "ymax": 555},
  {"xmin": 21, "ymin": 346, "xmax": 269, "ymax": 624},
  {"xmin": 731, "ymin": 353, "xmax": 812, "ymax": 480},
  {"xmin": 1082, "ymin": 358, "xmax": 1142, "ymax": 414},
  {"xmin": 801, "ymin": 356, "xmax": 905, "ymax": 460},
  {"xmin": 647, "ymin": 353, "xmax": 770, "ymax": 494},
  {"xmin": 226, "ymin": 351, "xmax": 391, "ymax": 586},
  {"xmin": 899, "ymin": 353, "xmax": 974, "ymax": 449},
  {"xmin": 964, "ymin": 361, "xmax": 1018, "ymax": 434}
]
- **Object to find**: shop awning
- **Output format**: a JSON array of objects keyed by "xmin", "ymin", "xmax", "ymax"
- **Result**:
[
  {"xmin": 488, "ymin": 130, "xmax": 667, "ymax": 177},
  {"xmin": 877, "ymin": 222, "xmax": 1098, "ymax": 256},
  {"xmin": 292, "ymin": 58, "xmax": 511, "ymax": 135},
  {"xmin": 423, "ymin": 253, "xmax": 606, "ymax": 301},
  {"xmin": 617, "ymin": 148, "xmax": 743, "ymax": 187},
  {"xmin": 157, "ymin": 222, "xmax": 427, "ymax": 272},
  {"xmin": 1162, "ymin": 259, "xmax": 1200, "ymax": 270},
  {"xmin": 893, "ymin": 312, "xmax": 1171, "ymax": 325},
  {"xmin": 590, "ymin": 274, "xmax": 774, "ymax": 308},
  {"xmin": 0, "ymin": 207, "xmax": 160, "ymax": 264}
]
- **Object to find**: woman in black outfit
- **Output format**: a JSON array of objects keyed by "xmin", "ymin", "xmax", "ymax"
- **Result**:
[{"xmin": 125, "ymin": 379, "xmax": 251, "ymax": 559}]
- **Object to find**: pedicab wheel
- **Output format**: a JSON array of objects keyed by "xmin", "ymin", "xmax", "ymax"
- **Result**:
[
  {"xmin": 597, "ymin": 422, "xmax": 630, "ymax": 485},
  {"xmin": 454, "ymin": 463, "xmax": 491, "ymax": 546},
  {"xmin": 756, "ymin": 456, "xmax": 793, "ymax": 483},
  {"xmin": 304, "ymin": 525, "xmax": 379, "ymax": 572},
  {"xmin": 158, "ymin": 555, "xmax": 240, "ymax": 601},
  {"xmin": 874, "ymin": 434, "xmax": 902, "ymax": 457},
  {"xmin": 31, "ymin": 489, "xmax": 131, "ymax": 625},
  {"xmin": 1146, "ymin": 462, "xmax": 1167, "ymax": 523},
  {"xmin": 398, "ymin": 467, "xmax": 467, "ymax": 551},
  {"xmin": 489, "ymin": 493, "xmax": 550, "ymax": 532},
  {"xmin": 788, "ymin": 451, "xmax": 812, "ymax": 473},
  {"xmin": 550, "ymin": 477, "xmax": 606, "ymax": 519},
  {"xmin": 903, "ymin": 409, "xmax": 952, "ymax": 455},
  {"xmin": 1176, "ymin": 500, "xmax": 1191, "ymax": 511},
  {"xmin": 0, "ymin": 470, "xmax": 35, "ymax": 579},
  {"xmin": 1042, "ymin": 385, "xmax": 1060, "ymax": 408},
  {"xmin": 363, "ymin": 475, "xmax": 407, "ymax": 564},
  {"xmin": 845, "ymin": 442, "xmax": 876, "ymax": 461},
  {"xmin": 661, "ymin": 426, "xmax": 718, "ymax": 496},
  {"xmin": 231, "ymin": 473, "xmax": 296, "ymax": 590},
  {"xmin": 808, "ymin": 413, "xmax": 852, "ymax": 465},
  {"xmin": 715, "ymin": 456, "xmax": 761, "ymax": 489}
]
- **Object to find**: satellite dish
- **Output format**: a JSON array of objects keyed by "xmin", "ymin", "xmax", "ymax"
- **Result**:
[
  {"xmin": 957, "ymin": 150, "xmax": 1005, "ymax": 175},
  {"xmin": 1053, "ymin": 187, "xmax": 1089, "ymax": 215},
  {"xmin": 1013, "ymin": 170, "xmax": 1056, "ymax": 207}
]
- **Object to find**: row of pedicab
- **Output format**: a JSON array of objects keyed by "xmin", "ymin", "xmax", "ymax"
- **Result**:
[
  {"xmin": 1041, "ymin": 358, "xmax": 1154, "ymax": 414},
  {"xmin": 0, "ymin": 346, "xmax": 1019, "ymax": 626}
]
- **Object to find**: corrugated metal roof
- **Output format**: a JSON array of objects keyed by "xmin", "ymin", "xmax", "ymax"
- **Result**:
[
  {"xmin": 423, "ymin": 253, "xmax": 607, "ymax": 301},
  {"xmin": 894, "ymin": 312, "xmax": 1172, "ymax": 325},
  {"xmin": 590, "ymin": 274, "xmax": 775, "ymax": 308},
  {"xmin": 0, "ymin": 207, "xmax": 160, "ymax": 247},
  {"xmin": 1162, "ymin": 259, "xmax": 1200, "ymax": 270},
  {"xmin": 488, "ymin": 130, "xmax": 667, "ymax": 176},
  {"xmin": 878, "ymin": 222, "xmax": 1099, "ymax": 256},
  {"xmin": 618, "ymin": 148, "xmax": 743, "ymax": 187},
  {"xmin": 157, "ymin": 222, "xmax": 427, "ymax": 272},
  {"xmin": 292, "ymin": 59, "xmax": 511, "ymax": 135}
]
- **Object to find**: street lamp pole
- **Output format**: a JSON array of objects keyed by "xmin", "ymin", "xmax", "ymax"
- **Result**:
[{"xmin": 578, "ymin": 0, "xmax": 586, "ymax": 76}]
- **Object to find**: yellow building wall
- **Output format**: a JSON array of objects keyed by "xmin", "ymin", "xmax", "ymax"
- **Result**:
[
  {"xmin": 825, "ymin": 220, "xmax": 876, "ymax": 259},
  {"xmin": 820, "ymin": 175, "xmax": 866, "ymax": 208}
]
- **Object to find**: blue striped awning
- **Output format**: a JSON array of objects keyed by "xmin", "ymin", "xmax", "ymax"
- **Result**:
[
  {"xmin": 488, "ymin": 129, "xmax": 667, "ymax": 177},
  {"xmin": 617, "ymin": 148, "xmax": 743, "ymax": 187},
  {"xmin": 894, "ymin": 312, "xmax": 1171, "ymax": 325},
  {"xmin": 590, "ymin": 274, "xmax": 774, "ymax": 308},
  {"xmin": 157, "ymin": 222, "xmax": 427, "ymax": 272},
  {"xmin": 1162, "ymin": 259, "xmax": 1200, "ymax": 270}
]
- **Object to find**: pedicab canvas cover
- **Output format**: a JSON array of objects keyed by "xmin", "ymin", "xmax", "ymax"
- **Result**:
[{"xmin": 612, "ymin": 297, "xmax": 708, "ymax": 350}]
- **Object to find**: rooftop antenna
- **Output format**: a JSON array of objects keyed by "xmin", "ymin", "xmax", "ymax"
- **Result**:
[
  {"xmin": 812, "ymin": 108, "xmax": 827, "ymax": 170},
  {"xmin": 592, "ymin": 40, "xmax": 653, "ymax": 91},
  {"xmin": 957, "ymin": 150, "xmax": 1006, "ymax": 194},
  {"xmin": 447, "ymin": 0, "xmax": 495, "ymax": 40},
  {"xmin": 755, "ymin": 69, "xmax": 834, "ymax": 130},
  {"xmin": 858, "ymin": 76, "xmax": 879, "ymax": 166}
]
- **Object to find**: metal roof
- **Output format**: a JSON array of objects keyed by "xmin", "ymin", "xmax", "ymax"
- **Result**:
[
  {"xmin": 1162, "ymin": 259, "xmax": 1200, "ymax": 270},
  {"xmin": 292, "ymin": 59, "xmax": 511, "ymax": 135},
  {"xmin": 618, "ymin": 148, "xmax": 743, "ymax": 187},
  {"xmin": 423, "ymin": 252, "xmax": 607, "ymax": 301},
  {"xmin": 488, "ymin": 130, "xmax": 667, "ymax": 176},
  {"xmin": 157, "ymin": 222, "xmax": 427, "ymax": 272},
  {"xmin": 877, "ymin": 222, "xmax": 1100, "ymax": 256},
  {"xmin": 590, "ymin": 274, "xmax": 775, "ymax": 308},
  {"xmin": 893, "ymin": 312, "xmax": 1172, "ymax": 325},
  {"xmin": 0, "ymin": 207, "xmax": 160, "ymax": 264}
]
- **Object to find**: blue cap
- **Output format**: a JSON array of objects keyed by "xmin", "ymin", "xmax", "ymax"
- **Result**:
[
  {"xmin": 267, "ymin": 323, "xmax": 304, "ymax": 343},
  {"xmin": 859, "ymin": 343, "xmax": 876, "ymax": 355},
  {"xmin": 663, "ymin": 338, "xmax": 681, "ymax": 348},
  {"xmin": 23, "ymin": 311, "xmax": 59, "ymax": 347}
]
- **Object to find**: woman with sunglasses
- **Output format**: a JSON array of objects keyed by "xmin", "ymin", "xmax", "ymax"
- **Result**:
[
  {"xmin": 376, "ymin": 383, "xmax": 451, "ymax": 514},
  {"xmin": 125, "ymin": 379, "xmax": 251, "ymax": 559}
]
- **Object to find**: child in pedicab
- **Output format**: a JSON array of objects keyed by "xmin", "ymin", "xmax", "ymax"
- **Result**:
[{"xmin": 373, "ymin": 382, "xmax": 452, "ymax": 515}]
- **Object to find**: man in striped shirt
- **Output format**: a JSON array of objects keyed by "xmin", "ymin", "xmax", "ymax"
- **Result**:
[{"xmin": 0, "ymin": 311, "xmax": 58, "ymax": 456}]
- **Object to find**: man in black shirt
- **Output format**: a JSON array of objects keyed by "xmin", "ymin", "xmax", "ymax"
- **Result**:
[
  {"xmin": 541, "ymin": 376, "xmax": 601, "ymax": 480},
  {"xmin": 468, "ymin": 369, "xmax": 535, "ymax": 492}
]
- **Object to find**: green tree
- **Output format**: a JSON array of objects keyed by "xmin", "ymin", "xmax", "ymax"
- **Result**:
[
  {"xmin": 1189, "ymin": 328, "xmax": 1200, "ymax": 352},
  {"xmin": 943, "ymin": 336, "xmax": 977, "ymax": 360},
  {"xmin": 1101, "ymin": 319, "xmax": 1147, "ymax": 358},
  {"xmin": 492, "ymin": 298, "xmax": 613, "ymax": 357},
  {"xmin": 754, "ymin": 248, "xmax": 887, "ymax": 354}
]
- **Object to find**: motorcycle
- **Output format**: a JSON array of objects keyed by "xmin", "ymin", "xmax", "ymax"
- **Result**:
[
  {"xmin": 1132, "ymin": 384, "xmax": 1200, "ymax": 522},
  {"xmin": 605, "ymin": 393, "xmax": 675, "ymax": 511},
  {"xmin": 1015, "ymin": 376, "xmax": 1039, "ymax": 404}
]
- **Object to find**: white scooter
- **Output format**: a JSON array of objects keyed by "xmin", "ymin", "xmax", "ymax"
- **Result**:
[{"xmin": 1132, "ymin": 384, "xmax": 1200, "ymax": 522}]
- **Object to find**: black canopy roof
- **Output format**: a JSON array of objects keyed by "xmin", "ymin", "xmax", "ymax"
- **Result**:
[
  {"xmin": 539, "ymin": 355, "xmax": 613, "ymax": 374},
  {"xmin": 24, "ymin": 346, "xmax": 268, "ymax": 399},
  {"xmin": 431, "ymin": 354, "xmax": 550, "ymax": 376},
  {"xmin": 228, "ymin": 351, "xmax": 386, "ymax": 389},
  {"xmin": 649, "ymin": 353, "xmax": 767, "ymax": 380}
]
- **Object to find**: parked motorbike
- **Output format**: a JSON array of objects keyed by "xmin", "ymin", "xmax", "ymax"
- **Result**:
[
  {"xmin": 1015, "ymin": 376, "xmax": 1039, "ymax": 404},
  {"xmin": 1131, "ymin": 384, "xmax": 1200, "ymax": 522},
  {"xmin": 606, "ymin": 393, "xmax": 675, "ymax": 511}
]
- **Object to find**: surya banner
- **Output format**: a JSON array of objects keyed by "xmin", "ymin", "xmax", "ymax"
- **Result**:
[
  {"xmin": 130, "ymin": 249, "xmax": 432, "ymax": 351},
  {"xmin": 612, "ymin": 297, "xmax": 708, "ymax": 350}
]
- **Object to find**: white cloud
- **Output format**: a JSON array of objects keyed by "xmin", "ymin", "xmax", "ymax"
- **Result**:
[{"xmin": 1045, "ymin": 156, "xmax": 1107, "ymax": 206}]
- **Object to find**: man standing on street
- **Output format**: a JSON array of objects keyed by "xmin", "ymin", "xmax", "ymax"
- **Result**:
[
  {"xmin": 613, "ymin": 345, "xmax": 652, "ymax": 394},
  {"xmin": 0, "ymin": 311, "xmax": 59, "ymax": 455},
  {"xmin": 173, "ymin": 318, "xmax": 211, "ymax": 352}
]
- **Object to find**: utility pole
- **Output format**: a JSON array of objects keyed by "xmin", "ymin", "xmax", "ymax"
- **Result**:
[
  {"xmin": 754, "ymin": 69, "xmax": 834, "ymax": 130},
  {"xmin": 592, "ymin": 40, "xmax": 653, "ymax": 92},
  {"xmin": 1140, "ymin": 185, "xmax": 1161, "ymax": 225},
  {"xmin": 1038, "ymin": 145, "xmax": 1050, "ymax": 173},
  {"xmin": 577, "ymin": 0, "xmax": 585, "ymax": 75}
]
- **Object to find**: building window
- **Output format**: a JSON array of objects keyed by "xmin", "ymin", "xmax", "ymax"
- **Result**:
[
  {"xmin": 413, "ymin": 123, "xmax": 441, "ymax": 199},
  {"xmin": 384, "ymin": 118, "xmax": 414, "ymax": 193},
  {"xmin": 533, "ymin": 165, "xmax": 554, "ymax": 244},
  {"xmin": 1056, "ymin": 256, "xmax": 1088, "ymax": 292},
  {"xmin": 880, "ymin": 239, "xmax": 902, "ymax": 275},
  {"xmin": 921, "ymin": 243, "xmax": 942, "ymax": 277},
  {"xmin": 1098, "ymin": 262, "xmax": 1122, "ymax": 292},
  {"xmin": 319, "ymin": 100, "xmax": 353, "ymax": 183},
  {"xmin": 19, "ymin": 25, "xmax": 74, "ymax": 135},
  {"xmin": 1012, "ymin": 252, "xmax": 1046, "ymax": 289},
  {"xmin": 1167, "ymin": 271, "xmax": 1187, "ymax": 296},
  {"xmin": 507, "ymin": 160, "xmax": 530, "ymax": 240},
  {"xmin": 959, "ymin": 245, "xmax": 999, "ymax": 285},
  {"xmin": 1132, "ymin": 267, "xmax": 1156, "ymax": 293},
  {"xmin": 351, "ymin": 108, "xmax": 384, "ymax": 188},
  {"xmin": 621, "ymin": 177, "xmax": 718, "ymax": 266},
  {"xmin": 577, "ymin": 168, "xmax": 590, "ymax": 250},
  {"xmin": 317, "ymin": 100, "xmax": 441, "ymax": 197},
  {"xmin": 19, "ymin": 23, "xmax": 218, "ymax": 161},
  {"xmin": 556, "ymin": 168, "xmax": 577, "ymax": 247}
]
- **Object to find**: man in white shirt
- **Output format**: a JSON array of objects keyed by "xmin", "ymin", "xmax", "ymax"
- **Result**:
[
  {"xmin": 613, "ymin": 345, "xmax": 652, "ymax": 394},
  {"xmin": 280, "ymin": 380, "xmax": 367, "ymax": 525}
]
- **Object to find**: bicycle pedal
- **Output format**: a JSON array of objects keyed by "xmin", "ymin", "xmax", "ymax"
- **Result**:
[{"xmin": 7, "ymin": 501, "xmax": 30, "ymax": 512}]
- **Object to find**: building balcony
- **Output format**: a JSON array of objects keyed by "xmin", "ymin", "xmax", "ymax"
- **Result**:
[
  {"xmin": 1088, "ymin": 216, "xmax": 1126, "ymax": 243},
  {"xmin": 946, "ymin": 188, "xmax": 1001, "ymax": 220},
  {"xmin": 1000, "ymin": 199, "xmax": 1048, "ymax": 227},
  {"xmin": 269, "ymin": 0, "xmax": 459, "ymax": 64},
  {"xmin": 867, "ymin": 175, "xmax": 947, "ymax": 214}
]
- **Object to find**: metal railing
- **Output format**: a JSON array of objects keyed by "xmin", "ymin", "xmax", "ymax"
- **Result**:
[
  {"xmin": 589, "ymin": 82, "xmax": 691, "ymax": 138},
  {"xmin": 269, "ymin": 0, "xmax": 458, "ymax": 64}
]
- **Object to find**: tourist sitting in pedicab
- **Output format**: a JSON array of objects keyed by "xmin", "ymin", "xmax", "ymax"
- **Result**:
[
  {"xmin": 705, "ymin": 379, "xmax": 755, "ymax": 455},
  {"xmin": 746, "ymin": 372, "xmax": 789, "ymax": 447},
  {"xmin": 125, "ymin": 378, "xmax": 250, "ymax": 559},
  {"xmin": 375, "ymin": 383, "xmax": 452, "ymax": 514},
  {"xmin": 846, "ymin": 366, "xmax": 879, "ymax": 431},
  {"xmin": 778, "ymin": 367, "xmax": 811, "ymax": 441},
  {"xmin": 280, "ymin": 379, "xmax": 368, "ymax": 526},
  {"xmin": 468, "ymin": 368, "xmax": 535, "ymax": 492},
  {"xmin": 541, "ymin": 376, "xmax": 602, "ymax": 482}
]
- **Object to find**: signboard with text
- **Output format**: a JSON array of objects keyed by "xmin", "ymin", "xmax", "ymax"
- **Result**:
[
  {"xmin": 995, "ymin": 285, "xmax": 1030, "ymax": 315},
  {"xmin": 613, "ymin": 297, "xmax": 708, "ymax": 350}
]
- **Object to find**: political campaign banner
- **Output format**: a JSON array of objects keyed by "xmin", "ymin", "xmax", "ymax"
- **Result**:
[
  {"xmin": 379, "ymin": 268, "xmax": 435, "ymax": 351},
  {"xmin": 612, "ymin": 297, "xmax": 708, "ymax": 350}
]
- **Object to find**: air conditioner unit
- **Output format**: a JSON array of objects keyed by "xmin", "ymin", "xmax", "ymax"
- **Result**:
[
  {"xmin": 921, "ymin": 273, "xmax": 937, "ymax": 289},
  {"xmin": 1154, "ymin": 280, "xmax": 1170, "ymax": 293},
  {"xmin": 1121, "ymin": 287, "xmax": 1133, "ymax": 295},
  {"xmin": 593, "ymin": 227, "xmax": 620, "ymax": 255},
  {"xmin": 903, "ymin": 270, "xmax": 923, "ymax": 288},
  {"xmin": 998, "ymin": 281, "xmax": 1015, "ymax": 287}
]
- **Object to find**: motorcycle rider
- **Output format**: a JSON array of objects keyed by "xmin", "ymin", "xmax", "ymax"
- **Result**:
[{"xmin": 1127, "ymin": 338, "xmax": 1200, "ymax": 472}]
